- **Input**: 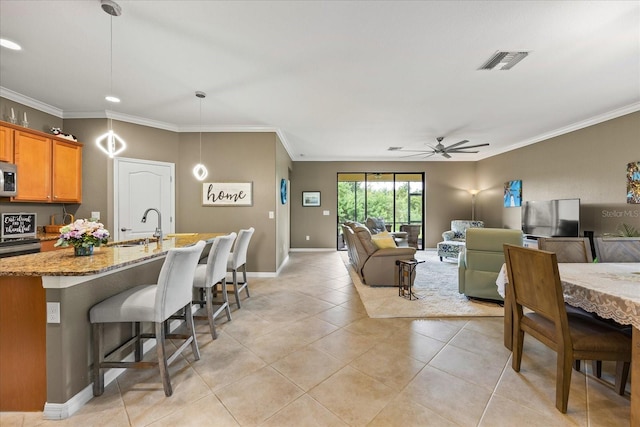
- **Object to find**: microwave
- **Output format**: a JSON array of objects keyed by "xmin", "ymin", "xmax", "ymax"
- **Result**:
[{"xmin": 0, "ymin": 161, "xmax": 17, "ymax": 197}]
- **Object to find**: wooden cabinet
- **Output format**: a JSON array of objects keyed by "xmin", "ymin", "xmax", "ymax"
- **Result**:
[
  {"xmin": 0, "ymin": 125, "xmax": 14, "ymax": 162},
  {"xmin": 4, "ymin": 122, "xmax": 83, "ymax": 203}
]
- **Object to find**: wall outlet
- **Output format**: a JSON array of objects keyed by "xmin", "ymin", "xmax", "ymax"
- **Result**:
[
  {"xmin": 47, "ymin": 302, "xmax": 61, "ymax": 323},
  {"xmin": 306, "ymin": 235, "xmax": 310, "ymax": 241},
  {"xmin": 323, "ymin": 210, "xmax": 330, "ymax": 216},
  {"xmin": 268, "ymin": 211, "xmax": 274, "ymax": 219},
  {"xmin": 91, "ymin": 211, "xmax": 100, "ymax": 220}
]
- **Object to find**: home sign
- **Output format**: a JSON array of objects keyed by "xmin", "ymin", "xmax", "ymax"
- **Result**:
[{"xmin": 202, "ymin": 182, "xmax": 253, "ymax": 206}]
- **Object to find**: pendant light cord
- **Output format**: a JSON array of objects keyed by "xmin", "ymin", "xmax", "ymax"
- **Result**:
[
  {"xmin": 110, "ymin": 15, "xmax": 114, "ymax": 100},
  {"xmin": 199, "ymin": 96, "xmax": 203, "ymax": 162}
]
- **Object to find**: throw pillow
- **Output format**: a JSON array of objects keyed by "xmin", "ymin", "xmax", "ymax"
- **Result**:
[{"xmin": 371, "ymin": 231, "xmax": 396, "ymax": 249}]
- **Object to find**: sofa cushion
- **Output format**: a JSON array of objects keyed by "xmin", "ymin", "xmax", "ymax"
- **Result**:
[
  {"xmin": 365, "ymin": 217, "xmax": 387, "ymax": 234},
  {"xmin": 371, "ymin": 231, "xmax": 396, "ymax": 249},
  {"xmin": 353, "ymin": 225, "xmax": 377, "ymax": 256}
]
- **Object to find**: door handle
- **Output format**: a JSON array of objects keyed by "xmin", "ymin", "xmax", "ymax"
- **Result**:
[{"xmin": 120, "ymin": 227, "xmax": 132, "ymax": 232}]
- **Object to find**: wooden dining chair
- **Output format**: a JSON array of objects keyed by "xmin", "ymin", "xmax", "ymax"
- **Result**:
[
  {"xmin": 503, "ymin": 244, "xmax": 631, "ymax": 413},
  {"xmin": 537, "ymin": 237, "xmax": 593, "ymax": 263}
]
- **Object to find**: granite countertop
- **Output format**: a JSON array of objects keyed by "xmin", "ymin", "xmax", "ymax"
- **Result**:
[{"xmin": 0, "ymin": 233, "xmax": 222, "ymax": 277}]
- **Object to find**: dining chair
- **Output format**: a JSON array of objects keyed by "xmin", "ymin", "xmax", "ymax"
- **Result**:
[
  {"xmin": 594, "ymin": 237, "xmax": 640, "ymax": 262},
  {"xmin": 193, "ymin": 233, "xmax": 236, "ymax": 340},
  {"xmin": 537, "ymin": 237, "xmax": 593, "ymax": 263},
  {"xmin": 227, "ymin": 227, "xmax": 255, "ymax": 309},
  {"xmin": 503, "ymin": 244, "xmax": 631, "ymax": 413},
  {"xmin": 90, "ymin": 240, "xmax": 206, "ymax": 397},
  {"xmin": 537, "ymin": 237, "xmax": 622, "ymax": 379}
]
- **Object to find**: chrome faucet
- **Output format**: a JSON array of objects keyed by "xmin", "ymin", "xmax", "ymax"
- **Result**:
[{"xmin": 141, "ymin": 208, "xmax": 162, "ymax": 244}]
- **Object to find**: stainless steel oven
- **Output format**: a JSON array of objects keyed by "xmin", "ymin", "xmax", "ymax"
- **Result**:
[
  {"xmin": 0, "ymin": 161, "xmax": 18, "ymax": 197},
  {"xmin": 0, "ymin": 238, "xmax": 41, "ymax": 258}
]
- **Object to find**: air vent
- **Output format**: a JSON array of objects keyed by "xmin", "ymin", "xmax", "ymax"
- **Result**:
[
  {"xmin": 387, "ymin": 147, "xmax": 403, "ymax": 151},
  {"xmin": 478, "ymin": 51, "xmax": 529, "ymax": 70}
]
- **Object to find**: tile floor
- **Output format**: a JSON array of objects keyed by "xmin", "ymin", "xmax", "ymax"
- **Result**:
[{"xmin": 1, "ymin": 251, "xmax": 631, "ymax": 426}]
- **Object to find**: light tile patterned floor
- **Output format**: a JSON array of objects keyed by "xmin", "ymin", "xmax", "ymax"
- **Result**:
[{"xmin": 1, "ymin": 251, "xmax": 630, "ymax": 426}]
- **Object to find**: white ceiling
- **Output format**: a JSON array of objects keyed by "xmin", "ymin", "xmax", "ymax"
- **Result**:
[{"xmin": 0, "ymin": 1, "xmax": 638, "ymax": 161}]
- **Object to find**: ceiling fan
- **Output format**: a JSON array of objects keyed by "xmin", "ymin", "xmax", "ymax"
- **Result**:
[{"xmin": 395, "ymin": 137, "xmax": 490, "ymax": 159}]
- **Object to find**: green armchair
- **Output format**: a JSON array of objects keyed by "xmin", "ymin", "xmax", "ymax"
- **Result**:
[{"xmin": 458, "ymin": 228, "xmax": 523, "ymax": 301}]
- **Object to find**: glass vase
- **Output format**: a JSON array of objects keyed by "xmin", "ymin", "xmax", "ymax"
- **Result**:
[{"xmin": 74, "ymin": 245, "xmax": 94, "ymax": 256}]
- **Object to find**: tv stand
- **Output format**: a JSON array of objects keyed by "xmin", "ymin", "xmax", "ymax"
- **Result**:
[{"xmin": 523, "ymin": 236, "xmax": 539, "ymax": 249}]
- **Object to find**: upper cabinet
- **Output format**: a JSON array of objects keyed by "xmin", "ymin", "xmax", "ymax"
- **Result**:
[
  {"xmin": 2, "ymin": 121, "xmax": 83, "ymax": 203},
  {"xmin": 0, "ymin": 125, "xmax": 14, "ymax": 162}
]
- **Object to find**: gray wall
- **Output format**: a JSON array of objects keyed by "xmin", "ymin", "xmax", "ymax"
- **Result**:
[
  {"xmin": 476, "ymin": 111, "xmax": 640, "ymax": 236},
  {"xmin": 1, "ymin": 98, "xmax": 289, "ymax": 272},
  {"xmin": 3, "ymin": 95, "xmax": 637, "ymax": 258},
  {"xmin": 290, "ymin": 161, "xmax": 477, "ymax": 249}
]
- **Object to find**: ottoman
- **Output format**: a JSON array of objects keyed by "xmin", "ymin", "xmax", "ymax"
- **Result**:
[{"xmin": 436, "ymin": 241, "xmax": 465, "ymax": 261}]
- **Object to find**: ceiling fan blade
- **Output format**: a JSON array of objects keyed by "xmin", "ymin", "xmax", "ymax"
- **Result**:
[
  {"xmin": 446, "ymin": 143, "xmax": 490, "ymax": 151},
  {"xmin": 443, "ymin": 140, "xmax": 469, "ymax": 150},
  {"xmin": 442, "ymin": 152, "xmax": 451, "ymax": 159},
  {"xmin": 446, "ymin": 150, "xmax": 480, "ymax": 154},
  {"xmin": 399, "ymin": 152, "xmax": 435, "ymax": 158}
]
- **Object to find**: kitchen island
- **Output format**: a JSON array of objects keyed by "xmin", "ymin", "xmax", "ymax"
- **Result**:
[{"xmin": 0, "ymin": 233, "xmax": 220, "ymax": 418}]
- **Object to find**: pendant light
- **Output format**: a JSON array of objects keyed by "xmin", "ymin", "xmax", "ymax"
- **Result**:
[
  {"xmin": 96, "ymin": 0, "xmax": 126, "ymax": 158},
  {"xmin": 193, "ymin": 91, "xmax": 208, "ymax": 181}
]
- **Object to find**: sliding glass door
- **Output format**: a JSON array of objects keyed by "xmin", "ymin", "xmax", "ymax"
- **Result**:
[{"xmin": 338, "ymin": 172, "xmax": 424, "ymax": 249}]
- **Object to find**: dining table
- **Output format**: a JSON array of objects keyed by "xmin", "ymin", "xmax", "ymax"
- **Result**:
[{"xmin": 497, "ymin": 262, "xmax": 640, "ymax": 424}]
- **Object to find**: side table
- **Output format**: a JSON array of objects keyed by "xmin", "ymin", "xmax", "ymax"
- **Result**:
[{"xmin": 396, "ymin": 259, "xmax": 424, "ymax": 300}]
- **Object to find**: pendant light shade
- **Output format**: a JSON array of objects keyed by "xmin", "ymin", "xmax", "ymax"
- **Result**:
[
  {"xmin": 96, "ymin": 0, "xmax": 126, "ymax": 158},
  {"xmin": 193, "ymin": 91, "xmax": 208, "ymax": 181}
]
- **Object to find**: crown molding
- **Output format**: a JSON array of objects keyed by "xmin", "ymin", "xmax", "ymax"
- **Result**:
[
  {"xmin": 0, "ymin": 86, "xmax": 64, "ymax": 117},
  {"xmin": 480, "ymin": 101, "xmax": 640, "ymax": 160}
]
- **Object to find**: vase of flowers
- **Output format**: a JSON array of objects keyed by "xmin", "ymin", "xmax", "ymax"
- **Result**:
[{"xmin": 54, "ymin": 219, "xmax": 110, "ymax": 256}]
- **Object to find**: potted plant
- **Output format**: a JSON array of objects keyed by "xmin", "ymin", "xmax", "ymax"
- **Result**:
[{"xmin": 54, "ymin": 219, "xmax": 110, "ymax": 256}]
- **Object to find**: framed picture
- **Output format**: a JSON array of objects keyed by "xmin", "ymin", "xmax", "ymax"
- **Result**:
[
  {"xmin": 202, "ymin": 182, "xmax": 253, "ymax": 206},
  {"xmin": 504, "ymin": 180, "xmax": 522, "ymax": 207},
  {"xmin": 627, "ymin": 161, "xmax": 640, "ymax": 204},
  {"xmin": 302, "ymin": 191, "xmax": 321, "ymax": 207}
]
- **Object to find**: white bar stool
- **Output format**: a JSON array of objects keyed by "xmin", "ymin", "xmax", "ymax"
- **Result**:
[
  {"xmin": 193, "ymin": 233, "xmax": 236, "ymax": 339},
  {"xmin": 227, "ymin": 227, "xmax": 255, "ymax": 308},
  {"xmin": 90, "ymin": 240, "xmax": 205, "ymax": 397}
]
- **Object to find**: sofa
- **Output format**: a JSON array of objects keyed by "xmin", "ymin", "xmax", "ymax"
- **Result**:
[
  {"xmin": 342, "ymin": 223, "xmax": 416, "ymax": 286},
  {"xmin": 458, "ymin": 227, "xmax": 523, "ymax": 301},
  {"xmin": 437, "ymin": 220, "xmax": 484, "ymax": 261}
]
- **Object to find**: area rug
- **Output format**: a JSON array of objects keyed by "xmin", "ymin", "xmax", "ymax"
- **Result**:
[{"xmin": 341, "ymin": 250, "xmax": 504, "ymax": 318}]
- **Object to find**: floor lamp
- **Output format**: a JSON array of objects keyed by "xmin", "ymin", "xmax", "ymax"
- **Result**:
[{"xmin": 469, "ymin": 189, "xmax": 479, "ymax": 220}]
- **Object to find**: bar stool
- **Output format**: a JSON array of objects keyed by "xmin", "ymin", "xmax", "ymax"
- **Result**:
[
  {"xmin": 193, "ymin": 233, "xmax": 236, "ymax": 339},
  {"xmin": 90, "ymin": 240, "xmax": 206, "ymax": 397},
  {"xmin": 227, "ymin": 227, "xmax": 255, "ymax": 308}
]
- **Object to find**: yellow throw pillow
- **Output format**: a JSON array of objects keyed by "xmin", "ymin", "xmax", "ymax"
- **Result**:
[{"xmin": 371, "ymin": 231, "xmax": 396, "ymax": 249}]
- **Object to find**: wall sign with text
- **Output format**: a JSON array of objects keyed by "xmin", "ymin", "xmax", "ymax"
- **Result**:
[
  {"xmin": 202, "ymin": 182, "xmax": 253, "ymax": 206},
  {"xmin": 2, "ymin": 213, "xmax": 38, "ymax": 238}
]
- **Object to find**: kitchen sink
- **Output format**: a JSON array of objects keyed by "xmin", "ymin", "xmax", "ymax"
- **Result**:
[{"xmin": 107, "ymin": 238, "xmax": 159, "ymax": 248}]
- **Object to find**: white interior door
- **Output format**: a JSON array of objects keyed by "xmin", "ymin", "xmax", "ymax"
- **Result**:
[{"xmin": 114, "ymin": 157, "xmax": 175, "ymax": 242}]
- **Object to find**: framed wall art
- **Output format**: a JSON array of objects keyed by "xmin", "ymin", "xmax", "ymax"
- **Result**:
[
  {"xmin": 504, "ymin": 180, "xmax": 522, "ymax": 207},
  {"xmin": 202, "ymin": 182, "xmax": 253, "ymax": 206},
  {"xmin": 302, "ymin": 191, "xmax": 321, "ymax": 207},
  {"xmin": 627, "ymin": 161, "xmax": 640, "ymax": 204}
]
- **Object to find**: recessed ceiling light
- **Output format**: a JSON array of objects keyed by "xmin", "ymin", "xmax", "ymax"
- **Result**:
[
  {"xmin": 0, "ymin": 38, "xmax": 22, "ymax": 50},
  {"xmin": 105, "ymin": 95, "xmax": 121, "ymax": 103}
]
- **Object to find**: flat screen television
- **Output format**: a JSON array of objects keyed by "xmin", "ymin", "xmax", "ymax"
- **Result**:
[{"xmin": 521, "ymin": 198, "xmax": 580, "ymax": 237}]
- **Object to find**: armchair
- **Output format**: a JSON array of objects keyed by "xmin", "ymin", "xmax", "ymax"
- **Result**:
[
  {"xmin": 437, "ymin": 220, "xmax": 484, "ymax": 261},
  {"xmin": 458, "ymin": 228, "xmax": 523, "ymax": 301},
  {"xmin": 342, "ymin": 223, "xmax": 416, "ymax": 286}
]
